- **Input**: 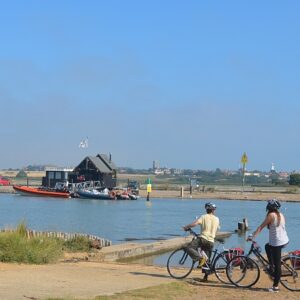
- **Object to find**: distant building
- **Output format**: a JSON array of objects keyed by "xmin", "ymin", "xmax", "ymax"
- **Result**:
[
  {"xmin": 244, "ymin": 172, "xmax": 260, "ymax": 177},
  {"xmin": 42, "ymin": 168, "xmax": 73, "ymax": 188},
  {"xmin": 154, "ymin": 169, "xmax": 164, "ymax": 175},
  {"xmin": 71, "ymin": 154, "xmax": 117, "ymax": 188},
  {"xmin": 171, "ymin": 168, "xmax": 182, "ymax": 175},
  {"xmin": 153, "ymin": 160, "xmax": 159, "ymax": 170},
  {"xmin": 278, "ymin": 172, "xmax": 289, "ymax": 179},
  {"xmin": 271, "ymin": 163, "xmax": 276, "ymax": 172}
]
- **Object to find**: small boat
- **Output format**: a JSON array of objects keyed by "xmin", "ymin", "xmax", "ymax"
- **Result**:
[
  {"xmin": 115, "ymin": 191, "xmax": 138, "ymax": 200},
  {"xmin": 77, "ymin": 188, "xmax": 114, "ymax": 200},
  {"xmin": 128, "ymin": 193, "xmax": 139, "ymax": 200},
  {"xmin": 13, "ymin": 185, "xmax": 70, "ymax": 198}
]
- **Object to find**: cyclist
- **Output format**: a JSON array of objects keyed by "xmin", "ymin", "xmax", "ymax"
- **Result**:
[
  {"xmin": 183, "ymin": 202, "xmax": 220, "ymax": 282},
  {"xmin": 248, "ymin": 199, "xmax": 289, "ymax": 292}
]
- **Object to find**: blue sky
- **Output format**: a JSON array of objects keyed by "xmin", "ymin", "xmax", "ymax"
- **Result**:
[{"xmin": 1, "ymin": 1, "xmax": 300, "ymax": 171}]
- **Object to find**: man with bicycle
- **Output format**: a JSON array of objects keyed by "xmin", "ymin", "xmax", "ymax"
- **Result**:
[{"xmin": 183, "ymin": 202, "xmax": 220, "ymax": 281}]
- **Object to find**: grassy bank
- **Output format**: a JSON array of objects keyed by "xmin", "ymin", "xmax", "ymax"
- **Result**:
[{"xmin": 0, "ymin": 223, "xmax": 92, "ymax": 264}]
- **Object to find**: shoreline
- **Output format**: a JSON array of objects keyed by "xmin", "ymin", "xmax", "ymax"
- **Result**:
[
  {"xmin": 2, "ymin": 186, "xmax": 300, "ymax": 202},
  {"xmin": 138, "ymin": 189, "xmax": 300, "ymax": 202}
]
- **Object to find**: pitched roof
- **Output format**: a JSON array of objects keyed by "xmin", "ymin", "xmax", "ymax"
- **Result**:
[
  {"xmin": 97, "ymin": 154, "xmax": 117, "ymax": 171},
  {"xmin": 88, "ymin": 156, "xmax": 112, "ymax": 173}
]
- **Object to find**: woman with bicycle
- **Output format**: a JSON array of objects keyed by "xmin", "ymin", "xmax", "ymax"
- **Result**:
[{"xmin": 248, "ymin": 199, "xmax": 289, "ymax": 292}]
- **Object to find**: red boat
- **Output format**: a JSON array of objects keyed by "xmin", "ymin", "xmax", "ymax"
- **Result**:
[{"xmin": 13, "ymin": 185, "xmax": 70, "ymax": 198}]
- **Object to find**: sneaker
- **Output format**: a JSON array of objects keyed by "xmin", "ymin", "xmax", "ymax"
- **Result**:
[
  {"xmin": 267, "ymin": 287, "xmax": 279, "ymax": 292},
  {"xmin": 197, "ymin": 257, "xmax": 207, "ymax": 268}
]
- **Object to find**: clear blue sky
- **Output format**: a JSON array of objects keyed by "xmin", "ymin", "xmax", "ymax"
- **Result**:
[{"xmin": 1, "ymin": 1, "xmax": 299, "ymax": 171}]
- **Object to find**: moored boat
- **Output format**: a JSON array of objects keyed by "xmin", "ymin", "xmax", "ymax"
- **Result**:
[
  {"xmin": 13, "ymin": 185, "xmax": 70, "ymax": 198},
  {"xmin": 77, "ymin": 188, "xmax": 114, "ymax": 200}
]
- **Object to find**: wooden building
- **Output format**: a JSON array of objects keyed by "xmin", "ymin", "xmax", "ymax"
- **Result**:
[
  {"xmin": 70, "ymin": 154, "xmax": 117, "ymax": 188},
  {"xmin": 42, "ymin": 168, "xmax": 73, "ymax": 188}
]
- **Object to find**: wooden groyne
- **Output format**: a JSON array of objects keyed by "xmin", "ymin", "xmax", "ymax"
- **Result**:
[{"xmin": 0, "ymin": 228, "xmax": 112, "ymax": 248}]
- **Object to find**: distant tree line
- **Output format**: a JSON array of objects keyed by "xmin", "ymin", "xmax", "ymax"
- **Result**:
[{"xmin": 289, "ymin": 173, "xmax": 300, "ymax": 186}]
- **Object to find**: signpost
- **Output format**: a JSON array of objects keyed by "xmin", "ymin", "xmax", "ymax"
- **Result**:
[{"xmin": 241, "ymin": 152, "xmax": 248, "ymax": 192}]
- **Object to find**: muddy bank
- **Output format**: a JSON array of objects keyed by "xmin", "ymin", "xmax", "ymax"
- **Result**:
[{"xmin": 139, "ymin": 189, "xmax": 300, "ymax": 202}]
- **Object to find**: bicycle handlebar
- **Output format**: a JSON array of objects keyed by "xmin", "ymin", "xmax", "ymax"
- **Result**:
[
  {"xmin": 184, "ymin": 228, "xmax": 198, "ymax": 237},
  {"xmin": 246, "ymin": 238, "xmax": 262, "ymax": 253}
]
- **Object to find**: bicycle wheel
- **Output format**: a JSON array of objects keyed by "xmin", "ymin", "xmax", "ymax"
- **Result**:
[
  {"xmin": 167, "ymin": 248, "xmax": 196, "ymax": 279},
  {"xmin": 280, "ymin": 255, "xmax": 300, "ymax": 291},
  {"xmin": 213, "ymin": 252, "xmax": 231, "ymax": 284},
  {"xmin": 226, "ymin": 256, "xmax": 260, "ymax": 288}
]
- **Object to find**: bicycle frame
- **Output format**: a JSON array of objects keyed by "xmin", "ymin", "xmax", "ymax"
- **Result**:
[
  {"xmin": 246, "ymin": 241, "xmax": 297, "ymax": 275},
  {"xmin": 183, "ymin": 229, "xmax": 226, "ymax": 271},
  {"xmin": 245, "ymin": 241, "xmax": 269, "ymax": 269}
]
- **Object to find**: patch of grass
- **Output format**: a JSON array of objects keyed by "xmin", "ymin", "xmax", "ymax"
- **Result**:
[
  {"xmin": 0, "ymin": 222, "xmax": 95, "ymax": 264},
  {"xmin": 94, "ymin": 282, "xmax": 193, "ymax": 300},
  {"xmin": 0, "ymin": 223, "xmax": 63, "ymax": 264},
  {"xmin": 62, "ymin": 236, "xmax": 91, "ymax": 252}
]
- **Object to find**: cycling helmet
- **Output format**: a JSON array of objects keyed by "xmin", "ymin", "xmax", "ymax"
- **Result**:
[
  {"xmin": 205, "ymin": 202, "xmax": 216, "ymax": 210},
  {"xmin": 266, "ymin": 199, "xmax": 281, "ymax": 211}
]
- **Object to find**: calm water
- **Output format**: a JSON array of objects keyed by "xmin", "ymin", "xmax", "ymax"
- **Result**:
[{"xmin": 0, "ymin": 194, "xmax": 299, "ymax": 260}]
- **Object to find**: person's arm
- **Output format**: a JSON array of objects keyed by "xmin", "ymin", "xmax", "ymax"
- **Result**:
[
  {"xmin": 249, "ymin": 214, "xmax": 273, "ymax": 240},
  {"xmin": 183, "ymin": 217, "xmax": 201, "ymax": 231}
]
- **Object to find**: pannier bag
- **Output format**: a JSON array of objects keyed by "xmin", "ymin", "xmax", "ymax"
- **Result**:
[
  {"xmin": 290, "ymin": 250, "xmax": 300, "ymax": 270},
  {"xmin": 225, "ymin": 247, "xmax": 244, "ymax": 266}
]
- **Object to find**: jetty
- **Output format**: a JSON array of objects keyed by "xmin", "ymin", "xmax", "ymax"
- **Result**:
[{"xmin": 86, "ymin": 231, "xmax": 232, "ymax": 262}]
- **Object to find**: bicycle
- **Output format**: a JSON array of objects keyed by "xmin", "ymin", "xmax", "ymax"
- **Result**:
[
  {"xmin": 167, "ymin": 228, "xmax": 237, "ymax": 284},
  {"xmin": 226, "ymin": 239, "xmax": 300, "ymax": 291}
]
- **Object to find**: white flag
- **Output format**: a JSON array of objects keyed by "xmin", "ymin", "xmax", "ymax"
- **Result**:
[{"xmin": 79, "ymin": 137, "xmax": 88, "ymax": 148}]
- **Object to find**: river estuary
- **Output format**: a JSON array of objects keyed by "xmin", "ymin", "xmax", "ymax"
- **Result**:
[{"xmin": 0, "ymin": 194, "xmax": 299, "ymax": 264}]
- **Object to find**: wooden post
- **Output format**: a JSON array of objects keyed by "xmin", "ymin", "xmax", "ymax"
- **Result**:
[
  {"xmin": 243, "ymin": 218, "xmax": 249, "ymax": 230},
  {"xmin": 180, "ymin": 186, "xmax": 184, "ymax": 198},
  {"xmin": 238, "ymin": 222, "xmax": 246, "ymax": 232}
]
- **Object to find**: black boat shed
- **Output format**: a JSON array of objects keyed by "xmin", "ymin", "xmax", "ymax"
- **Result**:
[{"xmin": 70, "ymin": 154, "xmax": 117, "ymax": 188}]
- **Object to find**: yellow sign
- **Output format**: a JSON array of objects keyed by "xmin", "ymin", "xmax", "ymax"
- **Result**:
[
  {"xmin": 147, "ymin": 184, "xmax": 152, "ymax": 193},
  {"xmin": 241, "ymin": 152, "xmax": 248, "ymax": 164}
]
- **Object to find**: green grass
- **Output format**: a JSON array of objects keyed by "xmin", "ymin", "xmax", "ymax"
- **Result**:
[
  {"xmin": 94, "ymin": 282, "xmax": 194, "ymax": 300},
  {"xmin": 62, "ymin": 236, "xmax": 92, "ymax": 252},
  {"xmin": 0, "ymin": 223, "xmax": 92, "ymax": 264},
  {"xmin": 46, "ymin": 282, "xmax": 194, "ymax": 300},
  {"xmin": 0, "ymin": 223, "xmax": 63, "ymax": 264}
]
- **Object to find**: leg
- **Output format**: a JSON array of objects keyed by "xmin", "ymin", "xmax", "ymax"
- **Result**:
[
  {"xmin": 265, "ymin": 243, "xmax": 274, "ymax": 268},
  {"xmin": 271, "ymin": 245, "xmax": 282, "ymax": 288},
  {"xmin": 183, "ymin": 238, "xmax": 201, "ymax": 262},
  {"xmin": 199, "ymin": 237, "xmax": 214, "ymax": 262},
  {"xmin": 198, "ymin": 238, "xmax": 214, "ymax": 281}
]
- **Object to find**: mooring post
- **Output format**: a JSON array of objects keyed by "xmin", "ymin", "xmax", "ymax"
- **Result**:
[
  {"xmin": 243, "ymin": 218, "xmax": 249, "ymax": 230},
  {"xmin": 146, "ymin": 192, "xmax": 150, "ymax": 201},
  {"xmin": 238, "ymin": 222, "xmax": 245, "ymax": 232},
  {"xmin": 180, "ymin": 186, "xmax": 184, "ymax": 198}
]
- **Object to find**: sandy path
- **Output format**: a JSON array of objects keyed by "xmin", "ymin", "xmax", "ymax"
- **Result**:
[
  {"xmin": 0, "ymin": 262, "xmax": 173, "ymax": 300},
  {"xmin": 0, "ymin": 261, "xmax": 298, "ymax": 300}
]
